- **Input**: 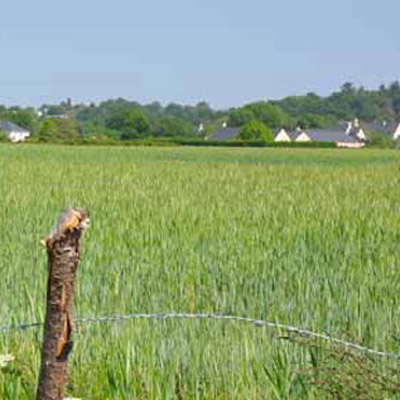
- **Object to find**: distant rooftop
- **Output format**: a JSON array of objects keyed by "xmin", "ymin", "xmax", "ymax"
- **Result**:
[
  {"xmin": 0, "ymin": 120, "xmax": 29, "ymax": 133},
  {"xmin": 306, "ymin": 129, "xmax": 360, "ymax": 143},
  {"xmin": 211, "ymin": 127, "xmax": 239, "ymax": 140}
]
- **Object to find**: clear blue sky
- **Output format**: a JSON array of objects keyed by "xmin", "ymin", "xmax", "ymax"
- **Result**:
[{"xmin": 1, "ymin": 0, "xmax": 399, "ymax": 109}]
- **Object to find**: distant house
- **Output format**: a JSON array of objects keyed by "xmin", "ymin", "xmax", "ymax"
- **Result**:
[
  {"xmin": 394, "ymin": 123, "xmax": 400, "ymax": 140},
  {"xmin": 294, "ymin": 129, "xmax": 364, "ymax": 148},
  {"xmin": 0, "ymin": 121, "xmax": 30, "ymax": 142},
  {"xmin": 360, "ymin": 120, "xmax": 400, "ymax": 140},
  {"xmin": 294, "ymin": 130, "xmax": 312, "ymax": 142},
  {"xmin": 211, "ymin": 127, "xmax": 239, "ymax": 140},
  {"xmin": 346, "ymin": 119, "xmax": 367, "ymax": 141},
  {"xmin": 274, "ymin": 128, "xmax": 293, "ymax": 142}
]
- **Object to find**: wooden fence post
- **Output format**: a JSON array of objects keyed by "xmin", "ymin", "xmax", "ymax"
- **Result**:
[{"xmin": 36, "ymin": 208, "xmax": 89, "ymax": 400}]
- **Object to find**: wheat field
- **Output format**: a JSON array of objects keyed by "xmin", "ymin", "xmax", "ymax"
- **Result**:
[{"xmin": 1, "ymin": 145, "xmax": 400, "ymax": 399}]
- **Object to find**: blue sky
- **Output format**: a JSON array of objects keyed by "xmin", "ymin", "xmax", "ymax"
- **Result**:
[{"xmin": 1, "ymin": 0, "xmax": 399, "ymax": 108}]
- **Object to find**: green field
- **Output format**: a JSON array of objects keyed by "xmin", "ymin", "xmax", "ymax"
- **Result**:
[{"xmin": 1, "ymin": 145, "xmax": 400, "ymax": 399}]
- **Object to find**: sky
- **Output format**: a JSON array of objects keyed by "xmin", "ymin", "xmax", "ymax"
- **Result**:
[{"xmin": 1, "ymin": 0, "xmax": 400, "ymax": 109}]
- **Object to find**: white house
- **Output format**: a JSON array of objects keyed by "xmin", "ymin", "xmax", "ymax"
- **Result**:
[
  {"xmin": 0, "ymin": 121, "xmax": 30, "ymax": 142},
  {"xmin": 345, "ymin": 119, "xmax": 367, "ymax": 141},
  {"xmin": 300, "ymin": 129, "xmax": 364, "ymax": 148},
  {"xmin": 295, "ymin": 130, "xmax": 312, "ymax": 142},
  {"xmin": 274, "ymin": 128, "xmax": 292, "ymax": 142},
  {"xmin": 359, "ymin": 120, "xmax": 400, "ymax": 141},
  {"xmin": 392, "ymin": 122, "xmax": 400, "ymax": 140}
]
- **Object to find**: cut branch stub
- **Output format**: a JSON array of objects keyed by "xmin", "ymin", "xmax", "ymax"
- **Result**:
[{"xmin": 37, "ymin": 208, "xmax": 89, "ymax": 400}]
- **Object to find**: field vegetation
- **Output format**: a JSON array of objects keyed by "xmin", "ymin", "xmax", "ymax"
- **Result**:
[{"xmin": 1, "ymin": 145, "xmax": 400, "ymax": 399}]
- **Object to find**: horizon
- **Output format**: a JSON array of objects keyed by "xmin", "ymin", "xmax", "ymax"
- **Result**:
[
  {"xmin": 0, "ymin": 81, "xmax": 397, "ymax": 111},
  {"xmin": 1, "ymin": 0, "xmax": 400, "ymax": 109}
]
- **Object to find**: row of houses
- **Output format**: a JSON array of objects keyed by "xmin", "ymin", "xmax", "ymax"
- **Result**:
[
  {"xmin": 2, "ymin": 117, "xmax": 400, "ymax": 145},
  {"xmin": 212, "ymin": 119, "xmax": 400, "ymax": 148}
]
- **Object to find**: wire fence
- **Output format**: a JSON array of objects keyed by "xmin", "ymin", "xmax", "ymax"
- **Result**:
[{"xmin": 1, "ymin": 312, "xmax": 400, "ymax": 361}]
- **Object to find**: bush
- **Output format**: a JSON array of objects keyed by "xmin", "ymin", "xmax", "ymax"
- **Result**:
[
  {"xmin": 18, "ymin": 137, "xmax": 338, "ymax": 148},
  {"xmin": 238, "ymin": 120, "xmax": 273, "ymax": 141},
  {"xmin": 367, "ymin": 130, "xmax": 394, "ymax": 148},
  {"xmin": 0, "ymin": 130, "xmax": 8, "ymax": 142}
]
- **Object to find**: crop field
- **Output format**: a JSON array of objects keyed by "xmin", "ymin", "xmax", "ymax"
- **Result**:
[{"xmin": 1, "ymin": 145, "xmax": 400, "ymax": 399}]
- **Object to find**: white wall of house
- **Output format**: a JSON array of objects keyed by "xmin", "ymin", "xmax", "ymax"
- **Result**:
[
  {"xmin": 393, "ymin": 123, "xmax": 400, "ymax": 140},
  {"xmin": 356, "ymin": 128, "xmax": 366, "ymax": 141},
  {"xmin": 8, "ymin": 131, "xmax": 30, "ymax": 142},
  {"xmin": 274, "ymin": 129, "xmax": 291, "ymax": 142},
  {"xmin": 337, "ymin": 141, "xmax": 365, "ymax": 149},
  {"xmin": 295, "ymin": 132, "xmax": 311, "ymax": 142}
]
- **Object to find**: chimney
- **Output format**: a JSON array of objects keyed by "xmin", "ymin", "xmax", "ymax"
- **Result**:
[{"xmin": 346, "ymin": 121, "xmax": 352, "ymax": 134}]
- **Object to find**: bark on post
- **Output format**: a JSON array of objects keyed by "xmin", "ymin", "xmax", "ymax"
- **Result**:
[{"xmin": 37, "ymin": 208, "xmax": 89, "ymax": 400}]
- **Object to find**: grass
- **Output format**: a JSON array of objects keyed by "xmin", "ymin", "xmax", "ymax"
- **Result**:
[{"xmin": 1, "ymin": 145, "xmax": 400, "ymax": 399}]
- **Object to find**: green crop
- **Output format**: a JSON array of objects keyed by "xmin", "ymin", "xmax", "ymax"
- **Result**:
[{"xmin": 1, "ymin": 145, "xmax": 400, "ymax": 399}]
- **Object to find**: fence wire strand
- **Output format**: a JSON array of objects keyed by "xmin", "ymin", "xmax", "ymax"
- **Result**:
[{"xmin": 1, "ymin": 312, "xmax": 399, "ymax": 361}]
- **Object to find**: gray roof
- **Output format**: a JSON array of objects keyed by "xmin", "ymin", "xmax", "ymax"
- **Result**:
[
  {"xmin": 273, "ymin": 128, "xmax": 297, "ymax": 139},
  {"xmin": 306, "ymin": 129, "xmax": 361, "ymax": 143},
  {"xmin": 323, "ymin": 120, "xmax": 351, "ymax": 132},
  {"xmin": 211, "ymin": 127, "xmax": 239, "ymax": 140},
  {"xmin": 284, "ymin": 130, "xmax": 301, "ymax": 140},
  {"xmin": 360, "ymin": 121, "xmax": 399, "ymax": 136},
  {"xmin": 0, "ymin": 120, "xmax": 29, "ymax": 133}
]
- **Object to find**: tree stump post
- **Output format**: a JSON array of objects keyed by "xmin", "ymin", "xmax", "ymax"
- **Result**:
[{"xmin": 36, "ymin": 208, "xmax": 89, "ymax": 400}]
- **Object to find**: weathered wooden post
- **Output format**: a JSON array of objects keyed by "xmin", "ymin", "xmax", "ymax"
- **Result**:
[{"xmin": 37, "ymin": 208, "xmax": 89, "ymax": 400}]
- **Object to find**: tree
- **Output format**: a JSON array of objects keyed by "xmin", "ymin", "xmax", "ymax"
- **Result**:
[
  {"xmin": 249, "ymin": 102, "xmax": 289, "ymax": 128},
  {"xmin": 154, "ymin": 117, "xmax": 194, "ymax": 137},
  {"xmin": 228, "ymin": 108, "xmax": 254, "ymax": 127},
  {"xmin": 238, "ymin": 120, "xmax": 273, "ymax": 141},
  {"xmin": 37, "ymin": 120, "xmax": 53, "ymax": 141},
  {"xmin": 367, "ymin": 130, "xmax": 393, "ymax": 148},
  {"xmin": 37, "ymin": 118, "xmax": 80, "ymax": 141},
  {"xmin": 81, "ymin": 121, "xmax": 119, "ymax": 140},
  {"xmin": 106, "ymin": 109, "xmax": 150, "ymax": 140},
  {"xmin": 228, "ymin": 102, "xmax": 289, "ymax": 128},
  {"xmin": 341, "ymin": 82, "xmax": 355, "ymax": 93}
]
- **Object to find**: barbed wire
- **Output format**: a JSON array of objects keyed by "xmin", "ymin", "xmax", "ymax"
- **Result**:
[{"xmin": 1, "ymin": 312, "xmax": 399, "ymax": 361}]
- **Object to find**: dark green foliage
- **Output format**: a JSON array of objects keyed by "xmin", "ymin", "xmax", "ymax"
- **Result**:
[
  {"xmin": 228, "ymin": 108, "xmax": 254, "ymax": 127},
  {"xmin": 106, "ymin": 109, "xmax": 150, "ymax": 140},
  {"xmin": 154, "ymin": 117, "xmax": 194, "ymax": 137},
  {"xmin": 276, "ymin": 82, "xmax": 400, "ymax": 123},
  {"xmin": 2, "ymin": 80, "xmax": 400, "ymax": 144},
  {"xmin": 296, "ymin": 113, "xmax": 337, "ymax": 129},
  {"xmin": 299, "ymin": 344, "xmax": 400, "ymax": 400},
  {"xmin": 228, "ymin": 102, "xmax": 289, "ymax": 128},
  {"xmin": 366, "ymin": 130, "xmax": 394, "ymax": 148},
  {"xmin": 0, "ymin": 130, "xmax": 8, "ymax": 141}
]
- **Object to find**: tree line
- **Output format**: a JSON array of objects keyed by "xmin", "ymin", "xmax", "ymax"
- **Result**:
[{"xmin": 1, "ymin": 81, "xmax": 400, "ymax": 142}]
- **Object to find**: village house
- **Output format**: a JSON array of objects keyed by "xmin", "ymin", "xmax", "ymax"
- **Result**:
[
  {"xmin": 273, "ymin": 128, "xmax": 293, "ymax": 142},
  {"xmin": 0, "ymin": 121, "xmax": 30, "ymax": 142},
  {"xmin": 211, "ymin": 124, "xmax": 240, "ymax": 140},
  {"xmin": 345, "ymin": 119, "xmax": 367, "ymax": 141},
  {"xmin": 293, "ymin": 129, "xmax": 364, "ymax": 148},
  {"xmin": 359, "ymin": 120, "xmax": 400, "ymax": 140},
  {"xmin": 210, "ymin": 117, "xmax": 400, "ymax": 147}
]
